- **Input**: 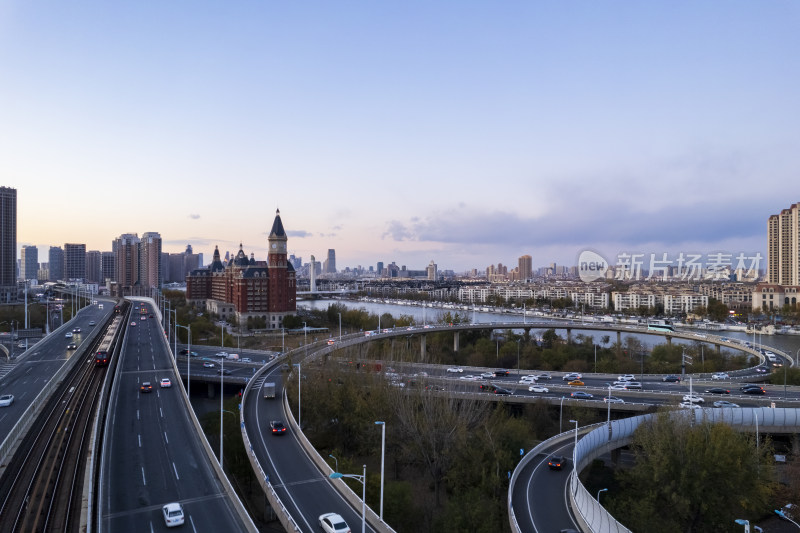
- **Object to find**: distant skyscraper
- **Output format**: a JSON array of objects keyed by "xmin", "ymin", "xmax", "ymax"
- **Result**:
[
  {"xmin": 767, "ymin": 202, "xmax": 800, "ymax": 285},
  {"xmin": 377, "ymin": 261, "xmax": 384, "ymax": 276},
  {"xmin": 114, "ymin": 233, "xmax": 140, "ymax": 295},
  {"xmin": 86, "ymin": 250, "xmax": 102, "ymax": 283},
  {"xmin": 518, "ymin": 255, "xmax": 533, "ymax": 281},
  {"xmin": 101, "ymin": 251, "xmax": 115, "ymax": 283},
  {"xmin": 323, "ymin": 249, "xmax": 336, "ymax": 274},
  {"xmin": 427, "ymin": 260, "xmax": 438, "ymax": 281},
  {"xmin": 21, "ymin": 245, "xmax": 38, "ymax": 281},
  {"xmin": 140, "ymin": 232, "xmax": 162, "ymax": 290},
  {"xmin": 49, "ymin": 246, "xmax": 64, "ymax": 281},
  {"xmin": 64, "ymin": 243, "xmax": 86, "ymax": 280},
  {"xmin": 0, "ymin": 186, "xmax": 16, "ymax": 302}
]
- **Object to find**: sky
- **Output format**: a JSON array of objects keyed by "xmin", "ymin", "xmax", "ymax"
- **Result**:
[{"xmin": 2, "ymin": 2, "xmax": 799, "ymax": 273}]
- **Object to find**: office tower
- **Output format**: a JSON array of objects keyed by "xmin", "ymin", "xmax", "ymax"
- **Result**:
[
  {"xmin": 377, "ymin": 261, "xmax": 384, "ymax": 276},
  {"xmin": 427, "ymin": 260, "xmax": 438, "ymax": 281},
  {"xmin": 114, "ymin": 233, "xmax": 140, "ymax": 295},
  {"xmin": 21, "ymin": 245, "xmax": 38, "ymax": 281},
  {"xmin": 767, "ymin": 203, "xmax": 800, "ymax": 285},
  {"xmin": 323, "ymin": 249, "xmax": 336, "ymax": 274},
  {"xmin": 64, "ymin": 243, "xmax": 87, "ymax": 280},
  {"xmin": 49, "ymin": 246, "xmax": 64, "ymax": 281},
  {"xmin": 0, "ymin": 186, "xmax": 16, "ymax": 302},
  {"xmin": 86, "ymin": 250, "xmax": 102, "ymax": 283},
  {"xmin": 140, "ymin": 232, "xmax": 162, "ymax": 290},
  {"xmin": 519, "ymin": 255, "xmax": 533, "ymax": 281},
  {"xmin": 101, "ymin": 251, "xmax": 115, "ymax": 283}
]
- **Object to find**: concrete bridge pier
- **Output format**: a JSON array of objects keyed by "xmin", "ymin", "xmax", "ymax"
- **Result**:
[
  {"xmin": 421, "ymin": 334, "xmax": 427, "ymax": 361},
  {"xmin": 617, "ymin": 331, "xmax": 621, "ymax": 354},
  {"xmin": 716, "ymin": 344, "xmax": 721, "ymax": 355},
  {"xmin": 666, "ymin": 336, "xmax": 672, "ymax": 346},
  {"xmin": 453, "ymin": 331, "xmax": 460, "ymax": 352},
  {"xmin": 566, "ymin": 328, "xmax": 572, "ymax": 344}
]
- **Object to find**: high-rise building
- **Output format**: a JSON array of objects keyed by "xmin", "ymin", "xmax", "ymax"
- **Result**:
[
  {"xmin": 101, "ymin": 251, "xmax": 115, "ymax": 283},
  {"xmin": 0, "ymin": 186, "xmax": 16, "ymax": 302},
  {"xmin": 64, "ymin": 243, "xmax": 86, "ymax": 280},
  {"xmin": 519, "ymin": 254, "xmax": 533, "ymax": 281},
  {"xmin": 377, "ymin": 262, "xmax": 384, "ymax": 276},
  {"xmin": 140, "ymin": 232, "xmax": 162, "ymax": 290},
  {"xmin": 21, "ymin": 245, "xmax": 39, "ymax": 281},
  {"xmin": 114, "ymin": 233, "xmax": 140, "ymax": 295},
  {"xmin": 767, "ymin": 203, "xmax": 800, "ymax": 285},
  {"xmin": 49, "ymin": 246, "xmax": 64, "ymax": 281},
  {"xmin": 323, "ymin": 249, "xmax": 336, "ymax": 274},
  {"xmin": 86, "ymin": 250, "xmax": 102, "ymax": 283},
  {"xmin": 427, "ymin": 260, "xmax": 438, "ymax": 281}
]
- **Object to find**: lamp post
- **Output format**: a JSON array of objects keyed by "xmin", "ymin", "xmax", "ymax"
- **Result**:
[
  {"xmin": 569, "ymin": 419, "xmax": 579, "ymax": 474},
  {"xmin": 516, "ymin": 339, "xmax": 521, "ymax": 376},
  {"xmin": 328, "ymin": 454, "xmax": 338, "ymax": 472},
  {"xmin": 607, "ymin": 384, "xmax": 612, "ymax": 426},
  {"xmin": 220, "ymin": 409, "xmax": 236, "ymax": 472},
  {"xmin": 594, "ymin": 344, "xmax": 597, "ymax": 373},
  {"xmin": 295, "ymin": 363, "xmax": 301, "ymax": 428},
  {"xmin": 329, "ymin": 465, "xmax": 367, "ymax": 533},
  {"xmin": 176, "ymin": 324, "xmax": 191, "ymax": 398},
  {"xmin": 338, "ymin": 313, "xmax": 342, "ymax": 340},
  {"xmin": 597, "ymin": 488, "xmax": 608, "ymax": 502},
  {"xmin": 375, "ymin": 421, "xmax": 386, "ymax": 521},
  {"xmin": 774, "ymin": 509, "xmax": 799, "ymax": 529},
  {"xmin": 220, "ymin": 322, "xmax": 225, "ymax": 471},
  {"xmin": 559, "ymin": 396, "xmax": 565, "ymax": 433}
]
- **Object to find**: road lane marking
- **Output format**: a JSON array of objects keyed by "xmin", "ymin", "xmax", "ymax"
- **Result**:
[
  {"xmin": 141, "ymin": 466, "xmax": 146, "ymax": 486},
  {"xmin": 172, "ymin": 462, "xmax": 179, "ymax": 480},
  {"xmin": 138, "ymin": 435, "xmax": 141, "ymax": 448}
]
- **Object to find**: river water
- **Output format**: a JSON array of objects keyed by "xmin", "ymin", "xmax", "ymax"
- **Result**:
[{"xmin": 300, "ymin": 299, "xmax": 800, "ymax": 357}]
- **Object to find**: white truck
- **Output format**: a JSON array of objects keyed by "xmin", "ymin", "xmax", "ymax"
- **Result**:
[
  {"xmin": 227, "ymin": 353, "xmax": 239, "ymax": 361},
  {"xmin": 263, "ymin": 382, "xmax": 276, "ymax": 399}
]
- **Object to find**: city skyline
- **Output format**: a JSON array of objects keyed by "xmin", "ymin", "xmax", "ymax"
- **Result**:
[{"xmin": 4, "ymin": 3, "xmax": 798, "ymax": 271}]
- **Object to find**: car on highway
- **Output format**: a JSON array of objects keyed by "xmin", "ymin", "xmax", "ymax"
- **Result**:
[
  {"xmin": 162, "ymin": 502, "xmax": 185, "ymax": 527},
  {"xmin": 679, "ymin": 401, "xmax": 701, "ymax": 409},
  {"xmin": 140, "ymin": 382, "xmax": 153, "ymax": 393},
  {"xmin": 604, "ymin": 396, "xmax": 625, "ymax": 403},
  {"xmin": 73, "ymin": 327, "xmax": 81, "ymax": 333},
  {"xmin": 67, "ymin": 342, "xmax": 77, "ymax": 350},
  {"xmin": 65, "ymin": 331, "xmax": 73, "ymax": 338},
  {"xmin": 740, "ymin": 385, "xmax": 766, "ymax": 395},
  {"xmin": 217, "ymin": 369, "xmax": 232, "ymax": 376},
  {"xmin": 203, "ymin": 362, "xmax": 215, "ymax": 368},
  {"xmin": 459, "ymin": 375, "xmax": 479, "ymax": 381},
  {"xmin": 617, "ymin": 374, "xmax": 635, "ymax": 382},
  {"xmin": 160, "ymin": 378, "xmax": 172, "ymax": 388},
  {"xmin": 571, "ymin": 391, "xmax": 593, "ymax": 399},
  {"xmin": 270, "ymin": 420, "xmax": 287, "ymax": 435},
  {"xmin": 754, "ymin": 366, "xmax": 770, "ymax": 374},
  {"xmin": 682, "ymin": 394, "xmax": 704, "ymax": 403},
  {"xmin": 547, "ymin": 455, "xmax": 567, "ymax": 470},
  {"xmin": 215, "ymin": 352, "xmax": 229, "ymax": 358},
  {"xmin": 140, "ymin": 316, "xmax": 146, "ymax": 321},
  {"xmin": 241, "ymin": 357, "xmax": 252, "ymax": 363},
  {"xmin": 713, "ymin": 400, "xmax": 740, "ymax": 408},
  {"xmin": 0, "ymin": 394, "xmax": 14, "ymax": 407},
  {"xmin": 623, "ymin": 382, "xmax": 642, "ymax": 390},
  {"xmin": 493, "ymin": 369, "xmax": 510, "ymax": 377},
  {"xmin": 533, "ymin": 372, "xmax": 552, "ymax": 380},
  {"xmin": 130, "ymin": 321, "xmax": 136, "ymax": 327},
  {"xmin": 568, "ymin": 379, "xmax": 585, "ymax": 386},
  {"xmin": 704, "ymin": 387, "xmax": 730, "ymax": 395},
  {"xmin": 528, "ymin": 385, "xmax": 549, "ymax": 393},
  {"xmin": 479, "ymin": 383, "xmax": 497, "ymax": 392},
  {"xmin": 519, "ymin": 375, "xmax": 538, "ymax": 384},
  {"xmin": 662, "ymin": 375, "xmax": 681, "ymax": 382},
  {"xmin": 612, "ymin": 380, "xmax": 630, "ymax": 386},
  {"xmin": 608, "ymin": 384, "xmax": 628, "ymax": 391},
  {"xmin": 319, "ymin": 512, "xmax": 350, "ymax": 533},
  {"xmin": 480, "ymin": 372, "xmax": 494, "ymax": 379},
  {"xmin": 446, "ymin": 367, "xmax": 464, "ymax": 373},
  {"xmin": 711, "ymin": 372, "xmax": 730, "ymax": 380},
  {"xmin": 494, "ymin": 387, "xmax": 512, "ymax": 395},
  {"xmin": 88, "ymin": 321, "xmax": 96, "ymax": 326},
  {"xmin": 563, "ymin": 372, "xmax": 582, "ymax": 381}
]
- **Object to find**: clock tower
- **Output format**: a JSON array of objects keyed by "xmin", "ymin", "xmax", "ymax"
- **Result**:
[{"xmin": 268, "ymin": 209, "xmax": 288, "ymax": 267}]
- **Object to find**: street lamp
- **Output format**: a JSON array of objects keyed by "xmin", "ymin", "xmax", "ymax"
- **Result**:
[
  {"xmin": 516, "ymin": 339, "xmax": 521, "ymax": 376},
  {"xmin": 295, "ymin": 363, "xmax": 301, "ymax": 428},
  {"xmin": 559, "ymin": 396, "xmax": 565, "ymax": 433},
  {"xmin": 176, "ymin": 324, "xmax": 191, "ymax": 398},
  {"xmin": 774, "ymin": 509, "xmax": 799, "ymax": 529},
  {"xmin": 338, "ymin": 312, "xmax": 342, "ymax": 340},
  {"xmin": 597, "ymin": 488, "xmax": 608, "ymax": 502},
  {"xmin": 329, "ymin": 465, "xmax": 367, "ymax": 533},
  {"xmin": 375, "ymin": 421, "xmax": 386, "ymax": 521},
  {"xmin": 569, "ymin": 419, "xmax": 579, "ymax": 474},
  {"xmin": 220, "ymin": 322, "xmax": 225, "ymax": 471}
]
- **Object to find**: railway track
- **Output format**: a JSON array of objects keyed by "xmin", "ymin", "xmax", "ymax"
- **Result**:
[{"xmin": 0, "ymin": 345, "xmax": 107, "ymax": 533}]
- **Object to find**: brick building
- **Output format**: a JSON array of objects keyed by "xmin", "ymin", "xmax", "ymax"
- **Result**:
[{"xmin": 186, "ymin": 210, "xmax": 296, "ymax": 329}]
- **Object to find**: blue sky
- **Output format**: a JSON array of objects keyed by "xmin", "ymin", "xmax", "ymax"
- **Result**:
[{"xmin": 2, "ymin": 2, "xmax": 798, "ymax": 272}]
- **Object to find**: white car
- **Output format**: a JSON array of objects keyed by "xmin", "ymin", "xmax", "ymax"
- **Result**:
[
  {"xmin": 459, "ymin": 375, "xmax": 478, "ymax": 381},
  {"xmin": 0, "ymin": 394, "xmax": 14, "ymax": 407},
  {"xmin": 162, "ymin": 502, "xmax": 185, "ymax": 527},
  {"xmin": 711, "ymin": 372, "xmax": 729, "ymax": 380},
  {"xmin": 533, "ymin": 372, "xmax": 552, "ymax": 380},
  {"xmin": 713, "ymin": 400, "xmax": 740, "ymax": 408},
  {"xmin": 519, "ymin": 375, "xmax": 538, "ymax": 384},
  {"xmin": 480, "ymin": 372, "xmax": 494, "ymax": 379},
  {"xmin": 612, "ymin": 380, "xmax": 630, "ymax": 386},
  {"xmin": 562, "ymin": 372, "xmax": 582, "ymax": 381},
  {"xmin": 319, "ymin": 512, "xmax": 350, "ymax": 533},
  {"xmin": 608, "ymin": 384, "xmax": 628, "ymax": 391},
  {"xmin": 679, "ymin": 401, "xmax": 701, "ymax": 409},
  {"xmin": 528, "ymin": 385, "xmax": 549, "ymax": 393},
  {"xmin": 446, "ymin": 367, "xmax": 464, "ymax": 373},
  {"xmin": 604, "ymin": 396, "xmax": 625, "ymax": 403},
  {"xmin": 65, "ymin": 332, "xmax": 73, "ymax": 338},
  {"xmin": 160, "ymin": 378, "xmax": 172, "ymax": 388},
  {"xmin": 617, "ymin": 374, "xmax": 636, "ymax": 382},
  {"xmin": 683, "ymin": 394, "xmax": 704, "ymax": 403}
]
